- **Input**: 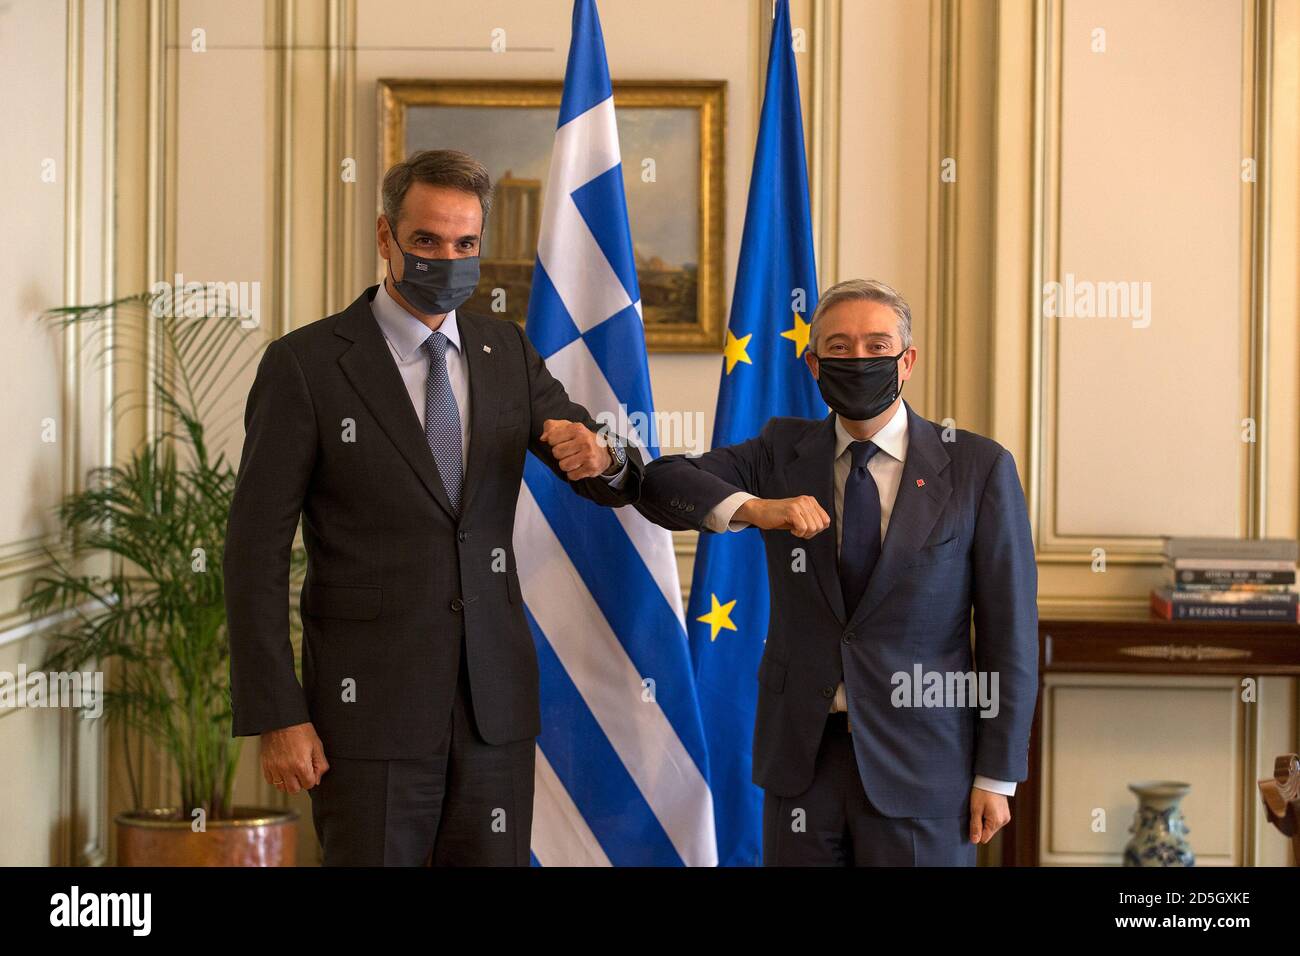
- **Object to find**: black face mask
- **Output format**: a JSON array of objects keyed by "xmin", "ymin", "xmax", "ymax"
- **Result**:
[
  {"xmin": 814, "ymin": 351, "xmax": 906, "ymax": 421},
  {"xmin": 386, "ymin": 217, "xmax": 480, "ymax": 315}
]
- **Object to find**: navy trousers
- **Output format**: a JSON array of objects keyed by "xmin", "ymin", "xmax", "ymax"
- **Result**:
[{"xmin": 762, "ymin": 712, "xmax": 976, "ymax": 866}]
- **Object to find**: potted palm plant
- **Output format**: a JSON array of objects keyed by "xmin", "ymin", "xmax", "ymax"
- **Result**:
[{"xmin": 19, "ymin": 287, "xmax": 303, "ymax": 865}]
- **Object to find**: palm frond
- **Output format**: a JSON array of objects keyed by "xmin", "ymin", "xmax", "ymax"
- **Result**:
[{"xmin": 26, "ymin": 288, "xmax": 280, "ymax": 819}]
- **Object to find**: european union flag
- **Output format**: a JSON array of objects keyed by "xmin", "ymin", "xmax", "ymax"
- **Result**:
[{"xmin": 687, "ymin": 0, "xmax": 825, "ymax": 867}]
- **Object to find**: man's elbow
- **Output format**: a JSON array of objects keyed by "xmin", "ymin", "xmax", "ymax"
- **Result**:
[{"xmin": 631, "ymin": 497, "xmax": 695, "ymax": 532}]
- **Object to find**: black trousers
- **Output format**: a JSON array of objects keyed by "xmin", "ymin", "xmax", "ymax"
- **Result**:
[
  {"xmin": 307, "ymin": 632, "xmax": 535, "ymax": 866},
  {"xmin": 762, "ymin": 712, "xmax": 976, "ymax": 866}
]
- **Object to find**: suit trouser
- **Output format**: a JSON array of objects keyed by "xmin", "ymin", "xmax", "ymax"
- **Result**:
[
  {"xmin": 761, "ymin": 711, "xmax": 976, "ymax": 866},
  {"xmin": 307, "ymin": 630, "xmax": 535, "ymax": 866}
]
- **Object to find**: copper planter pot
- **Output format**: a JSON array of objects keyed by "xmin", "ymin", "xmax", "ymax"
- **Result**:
[{"xmin": 116, "ymin": 807, "xmax": 298, "ymax": 866}]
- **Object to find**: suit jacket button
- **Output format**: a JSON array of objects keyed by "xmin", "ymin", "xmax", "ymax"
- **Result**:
[
  {"xmin": 686, "ymin": 503, "xmax": 695, "ymax": 512},
  {"xmin": 450, "ymin": 598, "xmax": 464, "ymax": 612},
  {"xmin": 822, "ymin": 686, "xmax": 835, "ymax": 698},
  {"xmin": 842, "ymin": 630, "xmax": 854, "ymax": 644},
  {"xmin": 457, "ymin": 530, "xmax": 470, "ymax": 542},
  {"xmin": 671, "ymin": 497, "xmax": 680, "ymax": 508}
]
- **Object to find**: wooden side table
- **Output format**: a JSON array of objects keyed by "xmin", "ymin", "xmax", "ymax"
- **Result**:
[{"xmin": 998, "ymin": 610, "xmax": 1300, "ymax": 866}]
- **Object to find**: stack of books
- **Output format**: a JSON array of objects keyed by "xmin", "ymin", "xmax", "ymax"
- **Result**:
[{"xmin": 1150, "ymin": 537, "xmax": 1298, "ymax": 622}]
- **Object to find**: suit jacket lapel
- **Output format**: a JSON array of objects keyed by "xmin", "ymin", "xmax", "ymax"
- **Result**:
[
  {"xmin": 787, "ymin": 414, "xmax": 848, "ymax": 625},
  {"xmin": 335, "ymin": 286, "xmax": 457, "ymax": 520},
  {"xmin": 846, "ymin": 402, "xmax": 953, "ymax": 628}
]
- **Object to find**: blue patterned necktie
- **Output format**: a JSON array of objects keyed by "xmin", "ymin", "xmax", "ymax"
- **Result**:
[
  {"xmin": 839, "ymin": 440, "xmax": 882, "ymax": 616},
  {"xmin": 422, "ymin": 331, "xmax": 462, "ymax": 514}
]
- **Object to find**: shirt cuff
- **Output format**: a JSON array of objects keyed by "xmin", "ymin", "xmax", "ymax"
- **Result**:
[
  {"xmin": 973, "ymin": 775, "xmax": 1017, "ymax": 797},
  {"xmin": 702, "ymin": 491, "xmax": 758, "ymax": 532},
  {"xmin": 601, "ymin": 456, "xmax": 629, "ymax": 488}
]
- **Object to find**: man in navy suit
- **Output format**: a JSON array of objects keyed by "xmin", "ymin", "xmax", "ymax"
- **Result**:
[{"xmin": 634, "ymin": 278, "xmax": 1038, "ymax": 866}]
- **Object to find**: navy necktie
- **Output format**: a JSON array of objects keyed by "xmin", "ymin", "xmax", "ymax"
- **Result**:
[
  {"xmin": 839, "ymin": 440, "xmax": 882, "ymax": 616},
  {"xmin": 422, "ymin": 331, "xmax": 463, "ymax": 514}
]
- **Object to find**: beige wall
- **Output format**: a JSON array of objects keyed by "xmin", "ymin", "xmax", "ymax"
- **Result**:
[
  {"xmin": 1, "ymin": 0, "xmax": 1295, "ymax": 865},
  {"xmin": 990, "ymin": 0, "xmax": 1300, "ymax": 865},
  {"xmin": 0, "ymin": 0, "xmax": 112, "ymax": 866}
]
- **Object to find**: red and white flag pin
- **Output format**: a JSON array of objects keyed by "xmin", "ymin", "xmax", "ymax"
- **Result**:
[{"xmin": 916, "ymin": 478, "xmax": 926, "ymax": 488}]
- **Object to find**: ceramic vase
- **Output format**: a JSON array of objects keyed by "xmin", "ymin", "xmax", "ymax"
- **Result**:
[{"xmin": 1122, "ymin": 781, "xmax": 1194, "ymax": 867}]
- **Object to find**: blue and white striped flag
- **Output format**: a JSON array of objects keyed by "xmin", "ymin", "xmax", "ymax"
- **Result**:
[{"xmin": 516, "ymin": 0, "xmax": 717, "ymax": 867}]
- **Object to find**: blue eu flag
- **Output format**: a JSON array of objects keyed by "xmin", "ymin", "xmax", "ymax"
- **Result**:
[{"xmin": 687, "ymin": 0, "xmax": 825, "ymax": 866}]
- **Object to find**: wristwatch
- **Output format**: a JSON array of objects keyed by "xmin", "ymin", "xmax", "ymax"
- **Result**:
[{"xmin": 599, "ymin": 425, "xmax": 627, "ymax": 476}]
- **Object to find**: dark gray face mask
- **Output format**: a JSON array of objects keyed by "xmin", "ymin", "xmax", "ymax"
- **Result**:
[{"xmin": 385, "ymin": 217, "xmax": 480, "ymax": 315}]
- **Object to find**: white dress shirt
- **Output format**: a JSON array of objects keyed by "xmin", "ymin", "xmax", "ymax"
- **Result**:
[
  {"xmin": 701, "ymin": 401, "xmax": 1015, "ymax": 797},
  {"xmin": 369, "ymin": 279, "xmax": 627, "ymax": 486}
]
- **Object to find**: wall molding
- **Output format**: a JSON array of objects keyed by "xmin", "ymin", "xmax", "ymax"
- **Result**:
[
  {"xmin": 808, "ymin": 0, "xmax": 841, "ymax": 288},
  {"xmin": 1244, "ymin": 0, "xmax": 1273, "ymax": 538},
  {"xmin": 324, "ymin": 0, "xmax": 357, "ymax": 317},
  {"xmin": 1029, "ymin": 0, "xmax": 1273, "ymax": 568},
  {"xmin": 274, "ymin": 0, "xmax": 295, "ymax": 339},
  {"xmin": 925, "ymin": 0, "xmax": 959, "ymax": 423}
]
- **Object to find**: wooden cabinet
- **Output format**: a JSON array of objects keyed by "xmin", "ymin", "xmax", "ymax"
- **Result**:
[{"xmin": 999, "ymin": 611, "xmax": 1300, "ymax": 866}]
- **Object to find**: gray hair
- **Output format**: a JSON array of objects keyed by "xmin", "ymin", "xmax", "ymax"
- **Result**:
[
  {"xmin": 809, "ymin": 278, "xmax": 913, "ymax": 352},
  {"xmin": 382, "ymin": 148, "xmax": 494, "ymax": 229}
]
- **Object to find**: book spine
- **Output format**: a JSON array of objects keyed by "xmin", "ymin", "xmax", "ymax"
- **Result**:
[
  {"xmin": 1165, "ymin": 540, "xmax": 1299, "ymax": 562},
  {"xmin": 1171, "ymin": 558, "xmax": 1296, "ymax": 572},
  {"xmin": 1167, "ymin": 590, "xmax": 1297, "ymax": 608},
  {"xmin": 1169, "ymin": 603, "xmax": 1297, "ymax": 621},
  {"xmin": 1167, "ymin": 568, "xmax": 1296, "ymax": 587},
  {"xmin": 1150, "ymin": 590, "xmax": 1173, "ymax": 619}
]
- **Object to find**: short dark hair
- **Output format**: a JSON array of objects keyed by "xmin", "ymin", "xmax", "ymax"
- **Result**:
[{"xmin": 381, "ymin": 149, "xmax": 493, "ymax": 230}]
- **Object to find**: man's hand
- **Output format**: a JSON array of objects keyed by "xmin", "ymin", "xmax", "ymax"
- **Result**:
[
  {"xmin": 969, "ymin": 787, "xmax": 1011, "ymax": 844},
  {"xmin": 540, "ymin": 419, "xmax": 613, "ymax": 480},
  {"xmin": 734, "ymin": 496, "xmax": 830, "ymax": 539},
  {"xmin": 261, "ymin": 721, "xmax": 329, "ymax": 794}
]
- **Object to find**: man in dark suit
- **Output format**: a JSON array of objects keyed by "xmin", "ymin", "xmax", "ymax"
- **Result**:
[
  {"xmin": 634, "ymin": 278, "xmax": 1038, "ymax": 866},
  {"xmin": 224, "ymin": 149, "xmax": 642, "ymax": 866}
]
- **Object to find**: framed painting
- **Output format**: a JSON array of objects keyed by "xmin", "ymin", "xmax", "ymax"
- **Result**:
[{"xmin": 378, "ymin": 79, "xmax": 725, "ymax": 351}]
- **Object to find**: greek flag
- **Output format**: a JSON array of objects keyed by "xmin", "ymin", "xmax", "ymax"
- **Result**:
[{"xmin": 516, "ymin": 0, "xmax": 717, "ymax": 866}]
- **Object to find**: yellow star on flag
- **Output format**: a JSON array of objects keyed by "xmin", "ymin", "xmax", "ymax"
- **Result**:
[
  {"xmin": 696, "ymin": 592, "xmax": 739, "ymax": 641},
  {"xmin": 780, "ymin": 312, "xmax": 811, "ymax": 357},
  {"xmin": 722, "ymin": 329, "xmax": 753, "ymax": 374}
]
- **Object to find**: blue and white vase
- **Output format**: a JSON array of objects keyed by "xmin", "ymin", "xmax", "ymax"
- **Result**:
[{"xmin": 1123, "ymin": 781, "xmax": 1195, "ymax": 867}]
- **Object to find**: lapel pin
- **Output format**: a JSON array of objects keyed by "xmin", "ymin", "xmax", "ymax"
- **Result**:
[
  {"xmin": 916, "ymin": 478, "xmax": 925, "ymax": 488},
  {"xmin": 482, "ymin": 344, "xmax": 492, "ymax": 353}
]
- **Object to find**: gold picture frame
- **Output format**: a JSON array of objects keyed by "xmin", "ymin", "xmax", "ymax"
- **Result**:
[{"xmin": 378, "ymin": 79, "xmax": 726, "ymax": 352}]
